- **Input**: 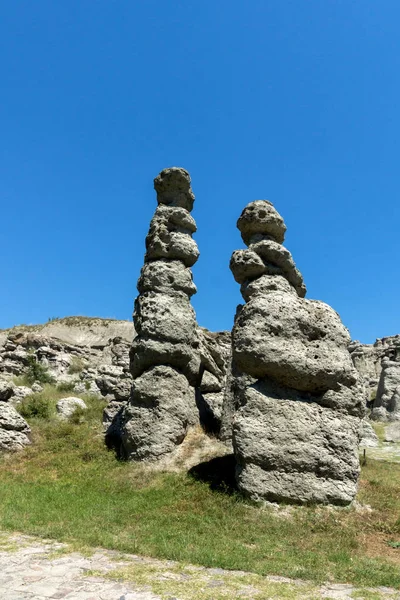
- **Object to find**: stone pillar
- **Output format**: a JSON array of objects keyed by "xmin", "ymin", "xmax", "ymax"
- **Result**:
[
  {"xmin": 228, "ymin": 200, "xmax": 365, "ymax": 505},
  {"xmin": 371, "ymin": 354, "xmax": 400, "ymax": 422},
  {"xmin": 121, "ymin": 168, "xmax": 201, "ymax": 460}
]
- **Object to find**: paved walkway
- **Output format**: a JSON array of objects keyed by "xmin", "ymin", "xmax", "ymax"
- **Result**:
[{"xmin": 0, "ymin": 533, "xmax": 399, "ymax": 600}]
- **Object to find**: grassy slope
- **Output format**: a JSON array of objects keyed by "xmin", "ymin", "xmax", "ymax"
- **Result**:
[{"xmin": 0, "ymin": 395, "xmax": 399, "ymax": 589}]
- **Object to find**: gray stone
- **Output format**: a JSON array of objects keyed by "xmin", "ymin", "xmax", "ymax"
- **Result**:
[
  {"xmin": 230, "ymin": 249, "xmax": 268, "ymax": 284},
  {"xmin": 154, "ymin": 166, "xmax": 195, "ymax": 211},
  {"xmin": 0, "ymin": 404, "xmax": 31, "ymax": 451},
  {"xmin": 121, "ymin": 168, "xmax": 201, "ymax": 460},
  {"xmin": 237, "ymin": 200, "xmax": 286, "ymax": 245},
  {"xmin": 359, "ymin": 419, "xmax": 379, "ymax": 447},
  {"xmin": 373, "ymin": 359, "xmax": 400, "ymax": 421},
  {"xmin": 251, "ymin": 240, "xmax": 306, "ymax": 298},
  {"xmin": 384, "ymin": 422, "xmax": 400, "ymax": 442},
  {"xmin": 129, "ymin": 338, "xmax": 198, "ymax": 384},
  {"xmin": 31, "ymin": 382, "xmax": 43, "ymax": 393},
  {"xmin": 11, "ymin": 386, "xmax": 34, "ymax": 402},
  {"xmin": 121, "ymin": 366, "xmax": 197, "ymax": 460},
  {"xmin": 137, "ymin": 259, "xmax": 197, "ymax": 297},
  {"xmin": 227, "ymin": 198, "xmax": 364, "ymax": 505},
  {"xmin": 133, "ymin": 292, "xmax": 197, "ymax": 344},
  {"xmin": 233, "ymin": 381, "xmax": 360, "ymax": 505},
  {"xmin": 56, "ymin": 397, "xmax": 87, "ymax": 420},
  {"xmin": 241, "ymin": 274, "xmax": 296, "ymax": 301},
  {"xmin": 232, "ymin": 293, "xmax": 357, "ymax": 393},
  {"xmin": 145, "ymin": 205, "xmax": 199, "ymax": 267},
  {"xmin": 0, "ymin": 380, "xmax": 15, "ymax": 401}
]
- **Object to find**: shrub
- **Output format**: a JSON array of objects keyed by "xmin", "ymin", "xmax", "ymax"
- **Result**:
[
  {"xmin": 18, "ymin": 394, "xmax": 52, "ymax": 419},
  {"xmin": 57, "ymin": 381, "xmax": 76, "ymax": 393},
  {"xmin": 25, "ymin": 353, "xmax": 55, "ymax": 385}
]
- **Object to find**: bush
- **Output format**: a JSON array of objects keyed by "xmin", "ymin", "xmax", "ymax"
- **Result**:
[
  {"xmin": 25, "ymin": 354, "xmax": 55, "ymax": 385},
  {"xmin": 57, "ymin": 381, "xmax": 76, "ymax": 393},
  {"xmin": 18, "ymin": 394, "xmax": 52, "ymax": 419}
]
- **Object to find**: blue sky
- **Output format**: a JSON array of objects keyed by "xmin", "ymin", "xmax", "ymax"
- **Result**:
[{"xmin": 1, "ymin": 1, "xmax": 399, "ymax": 343}]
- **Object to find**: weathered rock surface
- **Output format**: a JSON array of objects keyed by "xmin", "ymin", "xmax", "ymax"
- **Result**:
[
  {"xmin": 0, "ymin": 318, "xmax": 135, "ymax": 409},
  {"xmin": 349, "ymin": 334, "xmax": 400, "ymax": 405},
  {"xmin": 119, "ymin": 168, "xmax": 202, "ymax": 460},
  {"xmin": 371, "ymin": 357, "xmax": 400, "ymax": 422},
  {"xmin": 384, "ymin": 422, "xmax": 400, "ymax": 442},
  {"xmin": 56, "ymin": 397, "xmax": 87, "ymax": 420},
  {"xmin": 359, "ymin": 419, "xmax": 379, "ymax": 448},
  {"xmin": 227, "ymin": 200, "xmax": 364, "ymax": 505},
  {"xmin": 121, "ymin": 365, "xmax": 198, "ymax": 460},
  {"xmin": 0, "ymin": 403, "xmax": 31, "ymax": 451}
]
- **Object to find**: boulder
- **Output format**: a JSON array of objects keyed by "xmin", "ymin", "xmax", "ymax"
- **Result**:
[
  {"xmin": 0, "ymin": 404, "xmax": 31, "ymax": 451},
  {"xmin": 56, "ymin": 397, "xmax": 87, "ymax": 420}
]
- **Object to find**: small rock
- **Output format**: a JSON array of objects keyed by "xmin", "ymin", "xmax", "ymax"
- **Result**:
[
  {"xmin": 11, "ymin": 386, "xmax": 34, "ymax": 401},
  {"xmin": 384, "ymin": 422, "xmax": 400, "ymax": 443},
  {"xmin": 31, "ymin": 382, "xmax": 43, "ymax": 393},
  {"xmin": 56, "ymin": 397, "xmax": 87, "ymax": 420},
  {"xmin": 0, "ymin": 380, "xmax": 15, "ymax": 401}
]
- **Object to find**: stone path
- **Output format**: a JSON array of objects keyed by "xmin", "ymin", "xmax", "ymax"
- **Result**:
[{"xmin": 0, "ymin": 533, "xmax": 399, "ymax": 600}]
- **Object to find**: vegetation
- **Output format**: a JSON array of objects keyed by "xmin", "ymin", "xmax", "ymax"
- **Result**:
[
  {"xmin": 0, "ymin": 400, "xmax": 399, "ymax": 589},
  {"xmin": 67, "ymin": 356, "xmax": 86, "ymax": 375},
  {"xmin": 23, "ymin": 353, "xmax": 55, "ymax": 385}
]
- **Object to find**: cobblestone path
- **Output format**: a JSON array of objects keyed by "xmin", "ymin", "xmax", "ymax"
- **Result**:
[{"xmin": 0, "ymin": 533, "xmax": 398, "ymax": 599}]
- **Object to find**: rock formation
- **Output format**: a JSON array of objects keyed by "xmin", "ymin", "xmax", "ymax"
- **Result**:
[
  {"xmin": 349, "ymin": 334, "xmax": 400, "ymax": 405},
  {"xmin": 228, "ymin": 200, "xmax": 365, "ymax": 505},
  {"xmin": 0, "ymin": 388, "xmax": 31, "ymax": 452},
  {"xmin": 0, "ymin": 318, "xmax": 134, "ymax": 407},
  {"xmin": 371, "ymin": 356, "xmax": 400, "ymax": 422},
  {"xmin": 120, "ymin": 168, "xmax": 203, "ymax": 460}
]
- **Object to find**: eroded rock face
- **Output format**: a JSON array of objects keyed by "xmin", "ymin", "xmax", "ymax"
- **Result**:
[
  {"xmin": 0, "ymin": 403, "xmax": 31, "ymax": 452},
  {"xmin": 228, "ymin": 200, "xmax": 365, "ymax": 505},
  {"xmin": 120, "ymin": 168, "xmax": 201, "ymax": 460},
  {"xmin": 371, "ymin": 356, "xmax": 400, "ymax": 422}
]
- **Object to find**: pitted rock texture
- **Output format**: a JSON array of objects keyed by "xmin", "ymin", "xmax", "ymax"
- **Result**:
[
  {"xmin": 56, "ymin": 397, "xmax": 87, "ymax": 420},
  {"xmin": 121, "ymin": 365, "xmax": 198, "ymax": 460},
  {"xmin": 120, "ymin": 168, "xmax": 203, "ymax": 460},
  {"xmin": 371, "ymin": 356, "xmax": 400, "ymax": 422},
  {"xmin": 227, "ymin": 199, "xmax": 364, "ymax": 505},
  {"xmin": 0, "ymin": 403, "xmax": 31, "ymax": 452},
  {"xmin": 349, "ymin": 334, "xmax": 400, "ymax": 404}
]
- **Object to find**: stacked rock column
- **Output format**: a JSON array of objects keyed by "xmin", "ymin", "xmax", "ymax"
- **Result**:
[
  {"xmin": 121, "ymin": 168, "xmax": 201, "ymax": 460},
  {"xmin": 228, "ymin": 200, "xmax": 365, "ymax": 505}
]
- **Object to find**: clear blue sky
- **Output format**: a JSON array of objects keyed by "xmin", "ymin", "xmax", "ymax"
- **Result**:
[{"xmin": 1, "ymin": 1, "xmax": 399, "ymax": 343}]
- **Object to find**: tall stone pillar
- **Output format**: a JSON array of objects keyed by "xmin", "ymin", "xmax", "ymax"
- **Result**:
[
  {"xmin": 121, "ymin": 168, "xmax": 201, "ymax": 460},
  {"xmin": 228, "ymin": 200, "xmax": 365, "ymax": 505}
]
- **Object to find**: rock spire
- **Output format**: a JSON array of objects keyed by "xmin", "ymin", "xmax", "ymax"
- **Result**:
[
  {"xmin": 228, "ymin": 200, "xmax": 365, "ymax": 505},
  {"xmin": 121, "ymin": 168, "xmax": 201, "ymax": 460}
]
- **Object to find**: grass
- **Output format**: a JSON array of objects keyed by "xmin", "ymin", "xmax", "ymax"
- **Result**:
[
  {"xmin": 0, "ymin": 402, "xmax": 399, "ymax": 589},
  {"xmin": 67, "ymin": 356, "xmax": 87, "ymax": 375}
]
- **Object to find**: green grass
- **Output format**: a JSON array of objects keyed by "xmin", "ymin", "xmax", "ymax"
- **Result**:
[{"xmin": 0, "ymin": 402, "xmax": 399, "ymax": 589}]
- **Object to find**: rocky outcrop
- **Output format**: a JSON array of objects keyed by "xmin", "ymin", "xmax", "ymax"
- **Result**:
[
  {"xmin": 371, "ymin": 356, "xmax": 400, "ymax": 422},
  {"xmin": 0, "ymin": 318, "xmax": 135, "ymax": 406},
  {"xmin": 349, "ymin": 335, "xmax": 400, "ymax": 403},
  {"xmin": 120, "ymin": 168, "xmax": 202, "ymax": 460},
  {"xmin": 228, "ymin": 200, "xmax": 365, "ymax": 505},
  {"xmin": 0, "ymin": 402, "xmax": 31, "ymax": 452}
]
